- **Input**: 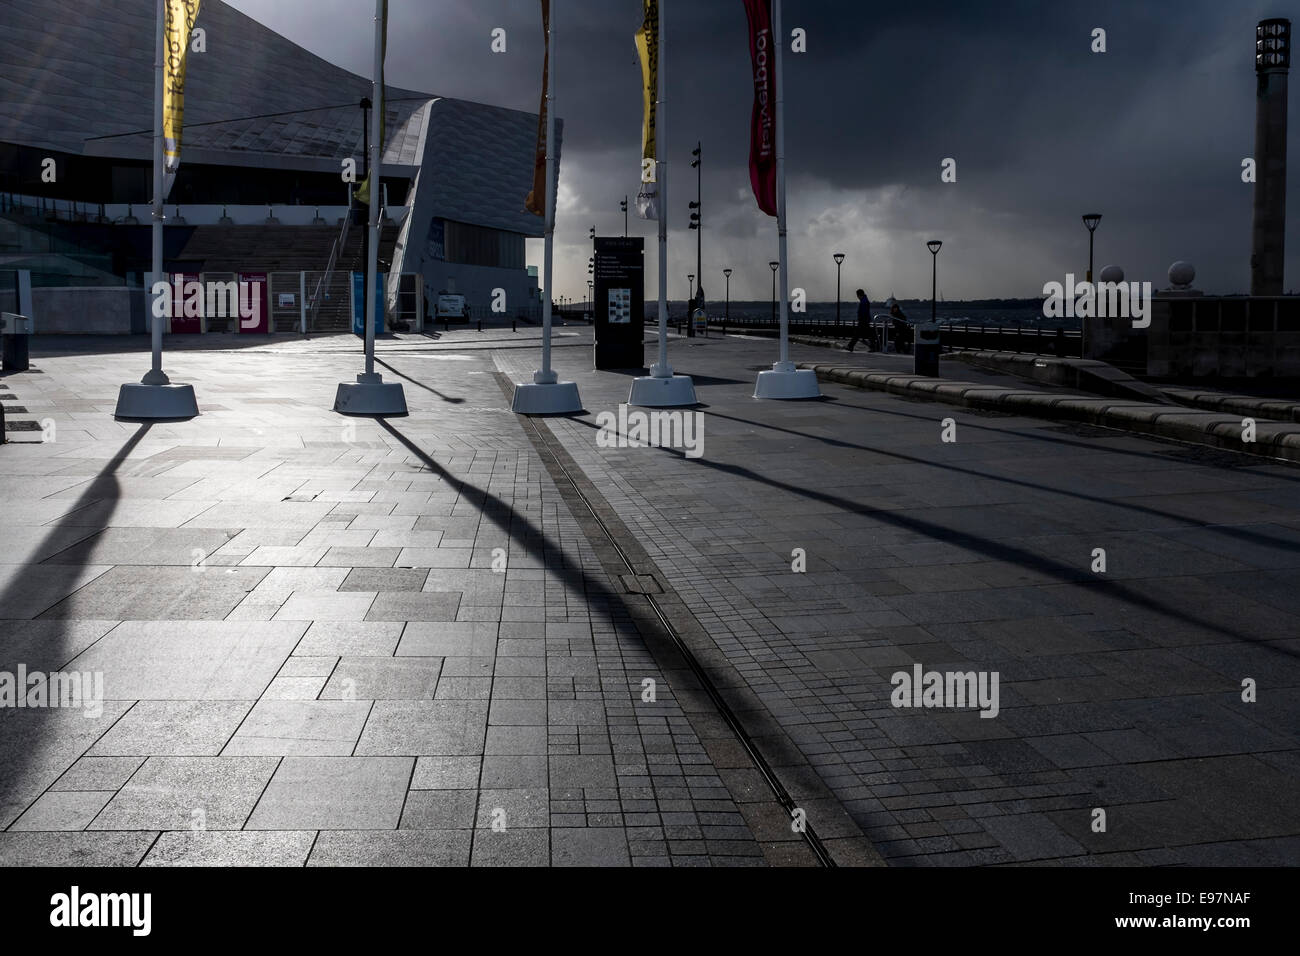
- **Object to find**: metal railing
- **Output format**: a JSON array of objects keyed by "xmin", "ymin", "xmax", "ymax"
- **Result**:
[
  {"xmin": 1, "ymin": 192, "xmax": 350, "ymax": 227},
  {"xmin": 308, "ymin": 204, "xmax": 352, "ymax": 328},
  {"xmin": 698, "ymin": 312, "xmax": 1082, "ymax": 358}
]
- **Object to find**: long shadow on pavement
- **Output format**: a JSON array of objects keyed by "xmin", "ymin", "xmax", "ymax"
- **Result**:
[
  {"xmin": 374, "ymin": 415, "xmax": 851, "ymax": 848},
  {"xmin": 375, "ymin": 357, "xmax": 465, "ymax": 404},
  {"xmin": 707, "ymin": 390, "xmax": 1300, "ymax": 486},
  {"xmin": 0, "ymin": 423, "xmax": 151, "ymax": 827},
  {"xmin": 564, "ymin": 416, "xmax": 1299, "ymax": 659},
  {"xmin": 701, "ymin": 408, "xmax": 1300, "ymax": 553},
  {"xmin": 376, "ymin": 418, "xmax": 626, "ymax": 609},
  {"xmin": 727, "ymin": 371, "xmax": 1300, "ymax": 483}
]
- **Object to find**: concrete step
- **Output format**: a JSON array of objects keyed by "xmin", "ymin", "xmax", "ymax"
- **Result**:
[
  {"xmin": 949, "ymin": 350, "xmax": 1172, "ymax": 404},
  {"xmin": 801, "ymin": 362, "xmax": 1300, "ymax": 463},
  {"xmin": 1157, "ymin": 385, "xmax": 1300, "ymax": 423}
]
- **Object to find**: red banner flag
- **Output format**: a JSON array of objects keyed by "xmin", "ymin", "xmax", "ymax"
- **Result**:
[
  {"xmin": 742, "ymin": 0, "xmax": 777, "ymax": 217},
  {"xmin": 524, "ymin": 0, "xmax": 551, "ymax": 217}
]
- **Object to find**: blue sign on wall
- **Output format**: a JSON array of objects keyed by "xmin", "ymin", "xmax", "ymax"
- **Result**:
[{"xmin": 351, "ymin": 271, "xmax": 386, "ymax": 336}]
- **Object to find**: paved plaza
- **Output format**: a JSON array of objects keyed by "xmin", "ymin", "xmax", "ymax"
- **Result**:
[{"xmin": 1, "ymin": 327, "xmax": 1297, "ymax": 866}]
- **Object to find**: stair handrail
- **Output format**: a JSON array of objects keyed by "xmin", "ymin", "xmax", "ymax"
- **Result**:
[{"xmin": 308, "ymin": 198, "xmax": 353, "ymax": 327}]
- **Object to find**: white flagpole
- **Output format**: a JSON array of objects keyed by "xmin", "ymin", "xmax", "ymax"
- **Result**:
[
  {"xmin": 629, "ymin": 0, "xmax": 695, "ymax": 407},
  {"xmin": 537, "ymin": 1, "xmax": 557, "ymax": 386},
  {"xmin": 148, "ymin": 0, "xmax": 165, "ymax": 383},
  {"xmin": 652, "ymin": 0, "xmax": 669, "ymax": 378},
  {"xmin": 774, "ymin": 0, "xmax": 789, "ymax": 368},
  {"xmin": 113, "ymin": 0, "xmax": 198, "ymax": 417},
  {"xmin": 753, "ymin": 0, "xmax": 819, "ymax": 399},
  {"xmin": 513, "ymin": 0, "xmax": 581, "ymax": 414},
  {"xmin": 364, "ymin": 0, "xmax": 382, "ymax": 378}
]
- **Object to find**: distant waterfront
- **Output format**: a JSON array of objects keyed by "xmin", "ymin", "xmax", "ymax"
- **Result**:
[{"xmin": 667, "ymin": 298, "xmax": 1073, "ymax": 329}]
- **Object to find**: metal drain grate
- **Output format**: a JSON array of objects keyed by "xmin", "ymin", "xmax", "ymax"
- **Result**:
[{"xmin": 619, "ymin": 573, "xmax": 663, "ymax": 595}]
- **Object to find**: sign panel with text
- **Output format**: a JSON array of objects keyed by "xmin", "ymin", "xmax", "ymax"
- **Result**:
[{"xmin": 593, "ymin": 237, "xmax": 644, "ymax": 370}]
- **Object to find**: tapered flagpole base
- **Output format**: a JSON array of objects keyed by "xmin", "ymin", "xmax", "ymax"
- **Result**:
[
  {"xmin": 512, "ymin": 369, "xmax": 582, "ymax": 415},
  {"xmin": 628, "ymin": 370, "xmax": 697, "ymax": 407},
  {"xmin": 753, "ymin": 361, "xmax": 820, "ymax": 400},
  {"xmin": 114, "ymin": 376, "xmax": 199, "ymax": 419},
  {"xmin": 334, "ymin": 372, "xmax": 408, "ymax": 415}
]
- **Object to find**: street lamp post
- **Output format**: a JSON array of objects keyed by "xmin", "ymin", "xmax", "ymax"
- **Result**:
[
  {"xmin": 620, "ymin": 197, "xmax": 628, "ymax": 237},
  {"xmin": 587, "ymin": 280, "xmax": 593, "ymax": 313},
  {"xmin": 1082, "ymin": 214, "xmax": 1101, "ymax": 358},
  {"xmin": 589, "ymin": 225, "xmax": 596, "ymax": 311},
  {"xmin": 723, "ymin": 268, "xmax": 732, "ymax": 324},
  {"xmin": 689, "ymin": 142, "xmax": 703, "ymax": 338},
  {"xmin": 833, "ymin": 252, "xmax": 845, "ymax": 327},
  {"xmin": 927, "ymin": 240, "xmax": 942, "ymax": 325},
  {"xmin": 688, "ymin": 274, "xmax": 694, "ymax": 302},
  {"xmin": 769, "ymin": 260, "xmax": 779, "ymax": 325},
  {"xmin": 1082, "ymin": 213, "xmax": 1102, "ymax": 284}
]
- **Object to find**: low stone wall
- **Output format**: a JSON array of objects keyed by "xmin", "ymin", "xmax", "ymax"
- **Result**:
[
  {"xmin": 1146, "ymin": 296, "xmax": 1300, "ymax": 378},
  {"xmin": 1084, "ymin": 310, "xmax": 1147, "ymax": 367},
  {"xmin": 0, "ymin": 286, "xmax": 145, "ymax": 334},
  {"xmin": 1087, "ymin": 295, "xmax": 1300, "ymax": 379}
]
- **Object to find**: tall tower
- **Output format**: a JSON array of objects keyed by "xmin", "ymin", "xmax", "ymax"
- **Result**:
[{"xmin": 1251, "ymin": 18, "xmax": 1290, "ymax": 296}]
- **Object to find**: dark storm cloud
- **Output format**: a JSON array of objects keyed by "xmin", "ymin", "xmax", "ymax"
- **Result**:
[{"xmin": 228, "ymin": 0, "xmax": 1297, "ymax": 300}]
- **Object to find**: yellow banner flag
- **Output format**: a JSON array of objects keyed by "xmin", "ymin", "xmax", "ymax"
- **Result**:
[
  {"xmin": 636, "ymin": 0, "xmax": 657, "ymax": 173},
  {"xmin": 163, "ymin": 0, "xmax": 200, "ymax": 190},
  {"xmin": 357, "ymin": 0, "xmax": 388, "ymax": 207},
  {"xmin": 524, "ymin": 0, "xmax": 551, "ymax": 217},
  {"xmin": 634, "ymin": 0, "xmax": 659, "ymax": 219}
]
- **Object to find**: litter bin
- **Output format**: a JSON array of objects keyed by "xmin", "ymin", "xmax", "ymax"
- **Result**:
[
  {"xmin": 914, "ymin": 319, "xmax": 940, "ymax": 376},
  {"xmin": 1, "ymin": 312, "xmax": 32, "ymax": 372}
]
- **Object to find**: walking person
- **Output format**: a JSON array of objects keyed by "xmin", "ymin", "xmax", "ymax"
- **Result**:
[{"xmin": 846, "ymin": 288, "xmax": 871, "ymax": 352}]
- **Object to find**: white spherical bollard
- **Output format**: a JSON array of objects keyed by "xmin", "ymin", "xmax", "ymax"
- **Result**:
[{"xmin": 1168, "ymin": 261, "xmax": 1196, "ymax": 289}]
